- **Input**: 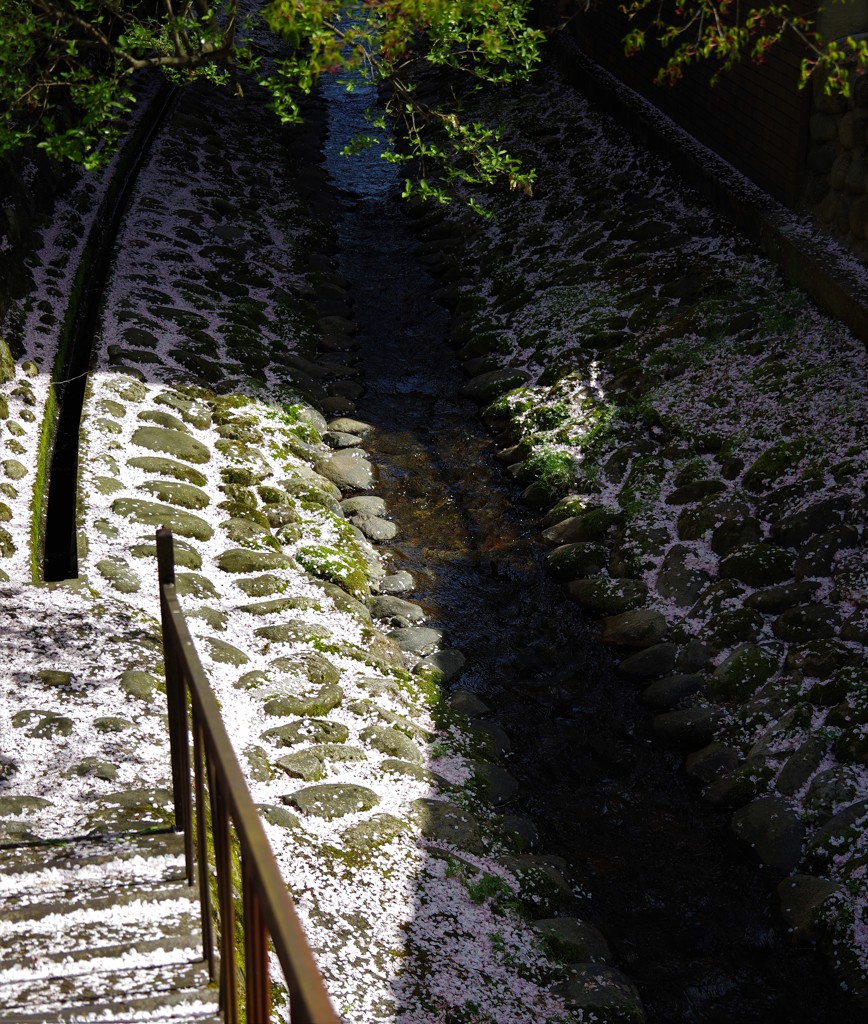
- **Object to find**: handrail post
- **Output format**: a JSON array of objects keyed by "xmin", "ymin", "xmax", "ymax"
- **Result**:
[{"xmin": 157, "ymin": 528, "xmax": 192, "ymax": 868}]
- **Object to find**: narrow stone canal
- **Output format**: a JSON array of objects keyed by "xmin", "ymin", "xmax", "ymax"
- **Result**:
[{"xmin": 321, "ymin": 64, "xmax": 864, "ymax": 1024}]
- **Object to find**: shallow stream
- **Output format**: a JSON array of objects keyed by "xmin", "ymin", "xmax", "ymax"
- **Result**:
[{"xmin": 321, "ymin": 69, "xmax": 861, "ymax": 1024}]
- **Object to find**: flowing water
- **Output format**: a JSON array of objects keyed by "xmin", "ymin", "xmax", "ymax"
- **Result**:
[{"xmin": 320, "ymin": 69, "xmax": 861, "ymax": 1024}]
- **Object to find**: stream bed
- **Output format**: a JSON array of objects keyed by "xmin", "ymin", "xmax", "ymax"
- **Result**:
[{"xmin": 321, "ymin": 68, "xmax": 864, "ymax": 1024}]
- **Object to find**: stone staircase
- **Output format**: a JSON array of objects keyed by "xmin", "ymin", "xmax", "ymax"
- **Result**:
[{"xmin": 0, "ymin": 830, "xmax": 221, "ymax": 1022}]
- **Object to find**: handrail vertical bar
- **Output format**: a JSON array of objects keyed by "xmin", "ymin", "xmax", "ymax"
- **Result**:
[
  {"xmin": 192, "ymin": 718, "xmax": 214, "ymax": 978},
  {"xmin": 210, "ymin": 770, "xmax": 239, "ymax": 1024},
  {"xmin": 243, "ymin": 858, "xmax": 270, "ymax": 1024}
]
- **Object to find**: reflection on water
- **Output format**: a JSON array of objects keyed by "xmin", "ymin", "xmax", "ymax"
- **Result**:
[
  {"xmin": 322, "ymin": 62, "xmax": 393, "ymax": 199},
  {"xmin": 321, "ymin": 65, "xmax": 863, "ymax": 1024}
]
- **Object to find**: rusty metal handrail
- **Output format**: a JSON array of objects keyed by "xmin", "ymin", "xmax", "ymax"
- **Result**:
[{"xmin": 156, "ymin": 528, "xmax": 339, "ymax": 1024}]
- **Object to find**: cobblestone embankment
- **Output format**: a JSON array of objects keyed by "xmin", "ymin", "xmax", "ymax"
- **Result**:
[{"xmin": 409, "ymin": 61, "xmax": 868, "ymax": 1004}]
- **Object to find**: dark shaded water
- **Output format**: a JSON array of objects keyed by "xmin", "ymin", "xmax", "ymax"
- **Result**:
[{"xmin": 321, "ymin": 74, "xmax": 861, "ymax": 1024}]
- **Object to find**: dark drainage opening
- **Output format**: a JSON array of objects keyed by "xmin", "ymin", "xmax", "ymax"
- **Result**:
[{"xmin": 42, "ymin": 87, "xmax": 176, "ymax": 582}]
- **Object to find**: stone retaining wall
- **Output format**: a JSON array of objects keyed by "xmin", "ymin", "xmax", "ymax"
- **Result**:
[{"xmin": 805, "ymin": 59, "xmax": 868, "ymax": 259}]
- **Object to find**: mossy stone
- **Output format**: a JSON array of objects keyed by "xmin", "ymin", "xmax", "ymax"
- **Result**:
[
  {"xmin": 0, "ymin": 795, "xmax": 51, "ymax": 815},
  {"xmin": 545, "ymin": 542, "xmax": 609, "ymax": 581},
  {"xmin": 720, "ymin": 543, "xmax": 795, "ymax": 587},
  {"xmin": 96, "ymin": 558, "xmax": 141, "ymax": 594},
  {"xmin": 381, "ymin": 759, "xmax": 450, "ymax": 787},
  {"xmin": 188, "ymin": 608, "xmax": 228, "ymax": 633},
  {"xmin": 498, "ymin": 853, "xmax": 573, "ymax": 915},
  {"xmin": 215, "ymin": 439, "xmax": 272, "ymax": 476},
  {"xmin": 255, "ymin": 622, "xmax": 332, "ymax": 646},
  {"xmin": 236, "ymin": 574, "xmax": 288, "ymax": 597},
  {"xmin": 127, "ymin": 456, "xmax": 207, "ymax": 487},
  {"xmin": 296, "ymin": 544, "xmax": 369, "ymax": 599},
  {"xmin": 777, "ymin": 875, "xmax": 846, "ymax": 945},
  {"xmin": 533, "ymin": 918, "xmax": 612, "ymax": 964},
  {"xmin": 139, "ymin": 479, "xmax": 210, "ymax": 511},
  {"xmin": 742, "ymin": 440, "xmax": 811, "ymax": 491},
  {"xmin": 215, "ymin": 548, "xmax": 293, "ymax": 573},
  {"xmin": 805, "ymin": 800, "xmax": 868, "ymax": 875},
  {"xmin": 360, "ymin": 724, "xmax": 424, "ymax": 763},
  {"xmin": 204, "ymin": 637, "xmax": 249, "ymax": 665},
  {"xmin": 155, "ymin": 392, "xmax": 212, "ymax": 430},
  {"xmin": 567, "ymin": 576, "xmax": 647, "ymax": 615},
  {"xmin": 315, "ymin": 581, "xmax": 372, "ymax": 624},
  {"xmin": 89, "ymin": 787, "xmax": 173, "ymax": 833},
  {"xmin": 93, "ymin": 476, "xmax": 124, "ymax": 496},
  {"xmin": 652, "ymin": 706, "xmax": 724, "ymax": 748},
  {"xmin": 709, "ymin": 644, "xmax": 781, "ymax": 702},
  {"xmin": 0, "ymin": 528, "xmax": 14, "ymax": 558},
  {"xmin": 129, "ymin": 538, "xmax": 201, "ymax": 569},
  {"xmin": 261, "ymin": 718, "xmax": 349, "ymax": 747},
  {"xmin": 460, "ymin": 368, "xmax": 530, "ymax": 402},
  {"xmin": 677, "ymin": 496, "xmax": 753, "ymax": 542},
  {"xmin": 0, "ymin": 337, "xmax": 14, "ymax": 383},
  {"xmin": 37, "ymin": 670, "xmax": 73, "ymax": 687},
  {"xmin": 94, "ymin": 716, "xmax": 134, "ymax": 733},
  {"xmin": 270, "ymin": 651, "xmax": 341, "ymax": 687},
  {"xmin": 174, "ymin": 573, "xmax": 218, "ymax": 599},
  {"xmin": 12, "ymin": 711, "xmax": 73, "ymax": 738},
  {"xmin": 132, "ymin": 426, "xmax": 211, "ymax": 464},
  {"xmin": 410, "ymin": 798, "xmax": 483, "ymax": 853},
  {"xmin": 341, "ymin": 813, "xmax": 408, "ymax": 853},
  {"xmin": 745, "ymin": 581, "xmax": 821, "ymax": 614},
  {"xmin": 665, "ymin": 477, "xmax": 726, "ymax": 505},
  {"xmin": 283, "ymin": 783, "xmax": 379, "ymax": 819},
  {"xmin": 2, "ymin": 460, "xmax": 26, "ymax": 480},
  {"xmin": 221, "ymin": 465, "xmax": 266, "ymax": 487},
  {"xmin": 121, "ymin": 669, "xmax": 159, "ymax": 701},
  {"xmin": 618, "ymin": 643, "xmax": 679, "ymax": 679},
  {"xmin": 703, "ymin": 757, "xmax": 775, "ymax": 808},
  {"xmin": 542, "ymin": 508, "xmax": 622, "ymax": 545},
  {"xmin": 276, "ymin": 743, "xmax": 367, "ymax": 781},
  {"xmin": 700, "ymin": 608, "xmax": 765, "ymax": 650},
  {"xmin": 258, "ymin": 683, "xmax": 344, "ymax": 717},
  {"xmin": 65, "ymin": 758, "xmax": 118, "ymax": 782},
  {"xmin": 731, "ymin": 796, "xmax": 806, "ymax": 873},
  {"xmin": 258, "ymin": 803, "xmax": 300, "ymax": 829},
  {"xmin": 557, "ymin": 965, "xmax": 645, "ymax": 1023},
  {"xmin": 238, "ymin": 596, "xmax": 323, "ymax": 617},
  {"xmin": 219, "ymin": 483, "xmax": 257, "ymax": 508},
  {"xmin": 112, "ymin": 498, "xmax": 213, "ymax": 541},
  {"xmin": 655, "ymin": 544, "xmax": 708, "ymax": 606},
  {"xmin": 220, "ymin": 517, "xmax": 280, "ymax": 551},
  {"xmin": 772, "ymin": 604, "xmax": 840, "ymax": 642},
  {"xmin": 786, "ymin": 640, "xmax": 863, "ymax": 679},
  {"xmin": 138, "ymin": 409, "xmax": 189, "ymax": 432},
  {"xmin": 711, "ymin": 516, "xmax": 763, "ymax": 556}
]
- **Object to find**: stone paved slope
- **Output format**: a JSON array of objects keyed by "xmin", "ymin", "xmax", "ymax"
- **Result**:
[{"xmin": 0, "ymin": 78, "xmax": 638, "ymax": 1024}]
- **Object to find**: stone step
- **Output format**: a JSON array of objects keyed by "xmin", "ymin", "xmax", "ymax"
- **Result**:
[
  {"xmin": 0, "ymin": 985, "xmax": 222, "ymax": 1022},
  {"xmin": 0, "ymin": 860, "xmax": 188, "ymax": 912},
  {"xmin": 0, "ymin": 884, "xmax": 200, "ymax": 964},
  {"xmin": 0, "ymin": 879, "xmax": 198, "ymax": 925},
  {"xmin": 0, "ymin": 955, "xmax": 211, "ymax": 1013},
  {"xmin": 1, "ymin": 931, "xmax": 204, "ymax": 976},
  {"xmin": 0, "ymin": 830, "xmax": 186, "ymax": 880}
]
